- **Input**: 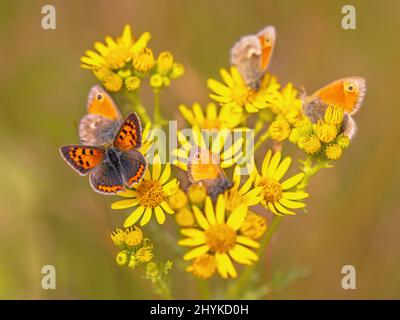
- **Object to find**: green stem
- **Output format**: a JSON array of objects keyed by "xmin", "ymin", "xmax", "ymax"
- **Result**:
[
  {"xmin": 297, "ymin": 157, "xmax": 332, "ymax": 190},
  {"xmin": 254, "ymin": 130, "xmax": 270, "ymax": 151},
  {"xmin": 228, "ymin": 215, "xmax": 284, "ymax": 299},
  {"xmin": 125, "ymin": 91, "xmax": 151, "ymax": 124}
]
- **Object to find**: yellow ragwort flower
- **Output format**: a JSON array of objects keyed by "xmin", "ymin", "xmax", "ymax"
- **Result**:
[
  {"xmin": 188, "ymin": 183, "xmax": 207, "ymax": 205},
  {"xmin": 324, "ymin": 105, "xmax": 344, "ymax": 125},
  {"xmin": 314, "ymin": 120, "xmax": 337, "ymax": 143},
  {"xmin": 157, "ymin": 51, "xmax": 174, "ymax": 75},
  {"xmin": 336, "ymin": 134, "xmax": 350, "ymax": 150},
  {"xmin": 175, "ymin": 207, "xmax": 196, "ymax": 227},
  {"xmin": 170, "ymin": 63, "xmax": 185, "ymax": 79},
  {"xmin": 103, "ymin": 72, "xmax": 123, "ymax": 92},
  {"xmin": 326, "ymin": 144, "xmax": 343, "ymax": 160},
  {"xmin": 256, "ymin": 150, "xmax": 308, "ymax": 215},
  {"xmin": 298, "ymin": 135, "xmax": 321, "ymax": 154},
  {"xmin": 167, "ymin": 188, "xmax": 188, "ymax": 210},
  {"xmin": 111, "ymin": 155, "xmax": 178, "ymax": 227},
  {"xmin": 239, "ymin": 211, "xmax": 267, "ymax": 240},
  {"xmin": 135, "ymin": 246, "xmax": 154, "ymax": 263},
  {"xmin": 172, "ymin": 126, "xmax": 244, "ymax": 171},
  {"xmin": 207, "ymin": 67, "xmax": 278, "ymax": 114},
  {"xmin": 179, "ymin": 195, "xmax": 259, "ymax": 279},
  {"xmin": 124, "ymin": 226, "xmax": 143, "ymax": 247},
  {"xmin": 111, "ymin": 228, "xmax": 126, "ymax": 248},
  {"xmin": 125, "ymin": 76, "xmax": 141, "ymax": 92},
  {"xmin": 150, "ymin": 74, "xmax": 164, "ymax": 88},
  {"xmin": 80, "ymin": 25, "xmax": 151, "ymax": 70},
  {"xmin": 116, "ymin": 251, "xmax": 128, "ymax": 266},
  {"xmin": 269, "ymin": 83, "xmax": 302, "ymax": 124},
  {"xmin": 187, "ymin": 253, "xmax": 217, "ymax": 279},
  {"xmin": 268, "ymin": 119, "xmax": 291, "ymax": 141},
  {"xmin": 133, "ymin": 47, "xmax": 155, "ymax": 73},
  {"xmin": 179, "ymin": 103, "xmax": 243, "ymax": 130},
  {"xmin": 224, "ymin": 165, "xmax": 262, "ymax": 212}
]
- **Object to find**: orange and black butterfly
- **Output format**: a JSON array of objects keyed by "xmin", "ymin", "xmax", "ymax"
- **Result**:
[
  {"xmin": 187, "ymin": 147, "xmax": 233, "ymax": 202},
  {"xmin": 60, "ymin": 113, "xmax": 147, "ymax": 195},
  {"xmin": 230, "ymin": 26, "xmax": 276, "ymax": 88},
  {"xmin": 79, "ymin": 85, "xmax": 123, "ymax": 147},
  {"xmin": 303, "ymin": 77, "xmax": 367, "ymax": 139}
]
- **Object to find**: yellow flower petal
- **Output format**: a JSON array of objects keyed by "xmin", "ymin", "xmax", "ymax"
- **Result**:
[
  {"xmin": 261, "ymin": 150, "xmax": 272, "ymax": 177},
  {"xmin": 230, "ymin": 244, "xmax": 258, "ymax": 262},
  {"xmin": 205, "ymin": 197, "xmax": 216, "ymax": 225},
  {"xmin": 152, "ymin": 160, "xmax": 161, "ymax": 181},
  {"xmin": 274, "ymin": 202, "xmax": 296, "ymax": 215},
  {"xmin": 159, "ymin": 163, "xmax": 171, "ymax": 185},
  {"xmin": 140, "ymin": 207, "xmax": 153, "ymax": 226},
  {"xmin": 206, "ymin": 103, "xmax": 217, "ymax": 120},
  {"xmin": 154, "ymin": 206, "xmax": 166, "ymax": 224},
  {"xmin": 267, "ymin": 202, "xmax": 282, "ymax": 216},
  {"xmin": 180, "ymin": 228, "xmax": 205, "ymax": 239},
  {"xmin": 229, "ymin": 247, "xmax": 252, "ymax": 265},
  {"xmin": 215, "ymin": 253, "xmax": 237, "ymax": 278},
  {"xmin": 117, "ymin": 189, "xmax": 137, "ymax": 198},
  {"xmin": 111, "ymin": 199, "xmax": 139, "ymax": 209},
  {"xmin": 192, "ymin": 103, "xmax": 205, "ymax": 123},
  {"xmin": 215, "ymin": 195, "xmax": 225, "ymax": 224},
  {"xmin": 220, "ymin": 68, "xmax": 234, "ymax": 88},
  {"xmin": 267, "ymin": 152, "xmax": 281, "ymax": 178},
  {"xmin": 279, "ymin": 198, "xmax": 306, "ymax": 209},
  {"xmin": 160, "ymin": 201, "xmax": 174, "ymax": 214},
  {"xmin": 281, "ymin": 173, "xmax": 305, "ymax": 190},
  {"xmin": 183, "ymin": 245, "xmax": 210, "ymax": 260},
  {"xmin": 163, "ymin": 179, "xmax": 178, "ymax": 196},
  {"xmin": 282, "ymin": 191, "xmax": 309, "ymax": 200},
  {"xmin": 236, "ymin": 235, "xmax": 260, "ymax": 248},
  {"xmin": 192, "ymin": 206, "xmax": 210, "ymax": 230},
  {"xmin": 178, "ymin": 237, "xmax": 206, "ymax": 246},
  {"xmin": 123, "ymin": 206, "xmax": 145, "ymax": 227},
  {"xmin": 207, "ymin": 79, "xmax": 231, "ymax": 96},
  {"xmin": 227, "ymin": 204, "xmax": 247, "ymax": 231},
  {"xmin": 274, "ymin": 156, "xmax": 292, "ymax": 181}
]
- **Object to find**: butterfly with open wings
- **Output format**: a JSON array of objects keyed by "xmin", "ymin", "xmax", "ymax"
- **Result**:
[{"xmin": 60, "ymin": 112, "xmax": 147, "ymax": 195}]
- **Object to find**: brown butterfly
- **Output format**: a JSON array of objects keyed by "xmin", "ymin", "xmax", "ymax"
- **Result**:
[
  {"xmin": 79, "ymin": 85, "xmax": 123, "ymax": 147},
  {"xmin": 60, "ymin": 113, "xmax": 147, "ymax": 195},
  {"xmin": 187, "ymin": 147, "xmax": 233, "ymax": 202},
  {"xmin": 230, "ymin": 26, "xmax": 276, "ymax": 88},
  {"xmin": 303, "ymin": 77, "xmax": 366, "ymax": 139}
]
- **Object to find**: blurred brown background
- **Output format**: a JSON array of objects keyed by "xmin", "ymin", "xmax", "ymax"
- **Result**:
[{"xmin": 0, "ymin": 0, "xmax": 399, "ymax": 299}]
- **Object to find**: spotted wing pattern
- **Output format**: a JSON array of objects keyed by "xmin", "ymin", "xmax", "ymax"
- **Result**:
[
  {"xmin": 113, "ymin": 113, "xmax": 143, "ymax": 151},
  {"xmin": 60, "ymin": 145, "xmax": 105, "ymax": 176}
]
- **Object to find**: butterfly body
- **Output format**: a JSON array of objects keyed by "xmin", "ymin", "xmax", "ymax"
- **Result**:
[
  {"xmin": 230, "ymin": 26, "xmax": 276, "ymax": 88},
  {"xmin": 61, "ymin": 113, "xmax": 147, "ymax": 195},
  {"xmin": 303, "ymin": 77, "xmax": 366, "ymax": 139},
  {"xmin": 187, "ymin": 147, "xmax": 233, "ymax": 202}
]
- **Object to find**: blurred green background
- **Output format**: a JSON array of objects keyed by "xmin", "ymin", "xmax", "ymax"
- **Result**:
[{"xmin": 0, "ymin": 0, "xmax": 399, "ymax": 299}]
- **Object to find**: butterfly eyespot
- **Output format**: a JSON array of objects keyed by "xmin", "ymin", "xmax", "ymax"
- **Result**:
[
  {"xmin": 96, "ymin": 93, "xmax": 104, "ymax": 101},
  {"xmin": 345, "ymin": 83, "xmax": 355, "ymax": 92},
  {"xmin": 194, "ymin": 152, "xmax": 201, "ymax": 160}
]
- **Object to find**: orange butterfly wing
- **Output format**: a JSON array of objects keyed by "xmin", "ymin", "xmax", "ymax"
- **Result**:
[
  {"xmin": 309, "ymin": 77, "xmax": 366, "ymax": 114},
  {"xmin": 87, "ymin": 85, "xmax": 122, "ymax": 121},
  {"xmin": 187, "ymin": 148, "xmax": 225, "ymax": 183},
  {"xmin": 113, "ymin": 113, "xmax": 143, "ymax": 151},
  {"xmin": 60, "ymin": 145, "xmax": 105, "ymax": 175}
]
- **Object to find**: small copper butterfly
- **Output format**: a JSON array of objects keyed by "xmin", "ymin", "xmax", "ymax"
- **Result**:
[
  {"xmin": 79, "ymin": 85, "xmax": 123, "ymax": 147},
  {"xmin": 187, "ymin": 147, "xmax": 233, "ymax": 202},
  {"xmin": 60, "ymin": 112, "xmax": 147, "ymax": 195},
  {"xmin": 230, "ymin": 26, "xmax": 276, "ymax": 88},
  {"xmin": 303, "ymin": 77, "xmax": 366, "ymax": 139}
]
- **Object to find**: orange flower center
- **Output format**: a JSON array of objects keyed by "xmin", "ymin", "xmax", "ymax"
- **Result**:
[
  {"xmin": 259, "ymin": 178, "xmax": 282, "ymax": 203},
  {"xmin": 136, "ymin": 180, "xmax": 164, "ymax": 208},
  {"xmin": 205, "ymin": 224, "xmax": 236, "ymax": 253}
]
